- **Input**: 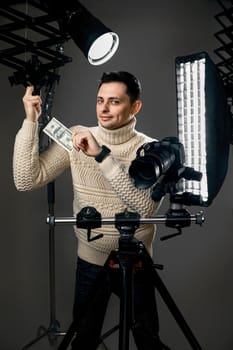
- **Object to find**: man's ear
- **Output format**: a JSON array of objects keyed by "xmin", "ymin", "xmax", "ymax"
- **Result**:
[{"xmin": 131, "ymin": 100, "xmax": 142, "ymax": 116}]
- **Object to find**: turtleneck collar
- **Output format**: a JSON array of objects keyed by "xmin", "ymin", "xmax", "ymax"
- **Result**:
[{"xmin": 96, "ymin": 117, "xmax": 137, "ymax": 145}]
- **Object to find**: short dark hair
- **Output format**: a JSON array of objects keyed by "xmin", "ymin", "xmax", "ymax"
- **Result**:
[{"xmin": 98, "ymin": 71, "xmax": 142, "ymax": 103}]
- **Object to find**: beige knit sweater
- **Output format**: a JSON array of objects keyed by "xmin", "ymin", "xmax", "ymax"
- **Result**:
[{"xmin": 13, "ymin": 117, "xmax": 160, "ymax": 266}]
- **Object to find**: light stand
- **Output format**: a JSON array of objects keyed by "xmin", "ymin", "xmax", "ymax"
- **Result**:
[{"xmin": 20, "ymin": 52, "xmax": 67, "ymax": 350}]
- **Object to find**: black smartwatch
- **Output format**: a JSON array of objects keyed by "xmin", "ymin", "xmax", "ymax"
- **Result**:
[{"xmin": 95, "ymin": 145, "xmax": 111, "ymax": 163}]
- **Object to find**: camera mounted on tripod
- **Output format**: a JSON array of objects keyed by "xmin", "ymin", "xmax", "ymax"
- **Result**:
[
  {"xmin": 129, "ymin": 136, "xmax": 203, "ymax": 206},
  {"xmin": 129, "ymin": 136, "xmax": 205, "ymax": 239}
]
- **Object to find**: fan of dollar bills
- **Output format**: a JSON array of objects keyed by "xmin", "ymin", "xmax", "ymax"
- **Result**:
[{"xmin": 43, "ymin": 117, "xmax": 73, "ymax": 152}]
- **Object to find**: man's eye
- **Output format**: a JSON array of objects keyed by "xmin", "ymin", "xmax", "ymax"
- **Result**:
[{"xmin": 111, "ymin": 100, "xmax": 119, "ymax": 104}]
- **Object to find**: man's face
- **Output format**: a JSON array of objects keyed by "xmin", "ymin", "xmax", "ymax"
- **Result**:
[{"xmin": 96, "ymin": 82, "xmax": 138, "ymax": 130}]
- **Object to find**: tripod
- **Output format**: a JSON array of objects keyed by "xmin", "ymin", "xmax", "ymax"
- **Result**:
[{"xmin": 53, "ymin": 207, "xmax": 204, "ymax": 350}]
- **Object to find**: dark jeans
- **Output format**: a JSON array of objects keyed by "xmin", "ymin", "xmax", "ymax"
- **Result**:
[{"xmin": 70, "ymin": 257, "xmax": 166, "ymax": 350}]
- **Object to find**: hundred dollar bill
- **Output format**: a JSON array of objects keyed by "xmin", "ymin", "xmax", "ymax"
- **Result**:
[{"xmin": 43, "ymin": 117, "xmax": 73, "ymax": 152}]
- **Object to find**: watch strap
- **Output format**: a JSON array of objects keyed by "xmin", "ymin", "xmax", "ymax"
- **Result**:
[{"xmin": 95, "ymin": 145, "xmax": 111, "ymax": 163}]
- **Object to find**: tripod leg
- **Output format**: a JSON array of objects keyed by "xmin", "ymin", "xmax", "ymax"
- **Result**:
[
  {"xmin": 58, "ymin": 322, "xmax": 77, "ymax": 350},
  {"xmin": 145, "ymin": 255, "xmax": 202, "ymax": 350},
  {"xmin": 20, "ymin": 327, "xmax": 48, "ymax": 350},
  {"xmin": 118, "ymin": 260, "xmax": 134, "ymax": 350}
]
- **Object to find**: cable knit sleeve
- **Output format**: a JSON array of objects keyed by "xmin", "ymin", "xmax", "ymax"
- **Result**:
[
  {"xmin": 98, "ymin": 154, "xmax": 161, "ymax": 217},
  {"xmin": 13, "ymin": 119, "xmax": 70, "ymax": 191}
]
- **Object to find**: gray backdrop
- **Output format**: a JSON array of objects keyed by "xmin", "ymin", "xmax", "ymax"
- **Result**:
[{"xmin": 0, "ymin": 1, "xmax": 233, "ymax": 349}]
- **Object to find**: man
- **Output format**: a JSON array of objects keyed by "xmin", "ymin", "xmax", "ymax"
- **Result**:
[{"xmin": 13, "ymin": 71, "xmax": 168, "ymax": 349}]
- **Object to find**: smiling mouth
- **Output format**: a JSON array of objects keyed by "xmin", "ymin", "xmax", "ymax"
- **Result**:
[{"xmin": 100, "ymin": 116, "xmax": 112, "ymax": 120}]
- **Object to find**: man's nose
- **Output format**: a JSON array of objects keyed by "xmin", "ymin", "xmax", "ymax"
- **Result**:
[{"xmin": 102, "ymin": 101, "xmax": 110, "ymax": 112}]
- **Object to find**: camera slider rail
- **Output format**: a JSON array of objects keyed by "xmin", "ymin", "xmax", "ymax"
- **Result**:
[{"xmin": 46, "ymin": 206, "xmax": 205, "ymax": 242}]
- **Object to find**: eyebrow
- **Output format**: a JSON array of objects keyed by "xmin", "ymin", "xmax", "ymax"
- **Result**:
[{"xmin": 97, "ymin": 96, "xmax": 121, "ymax": 100}]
